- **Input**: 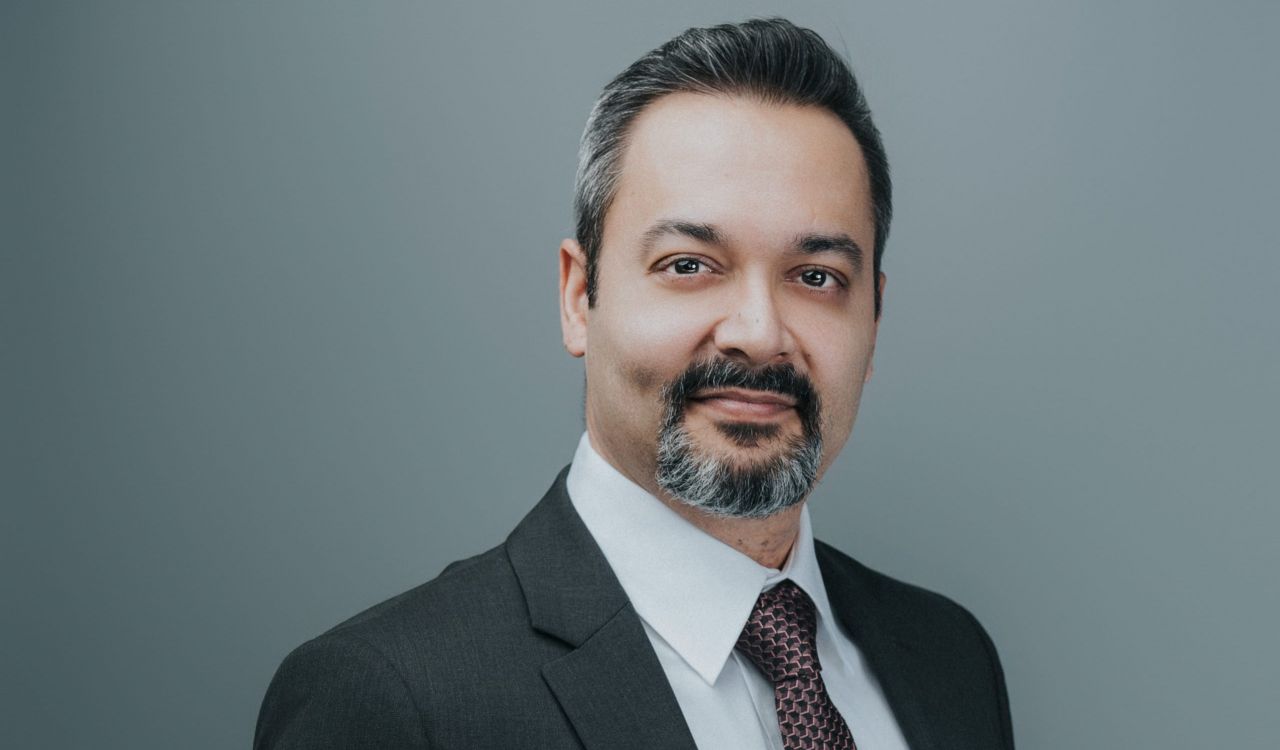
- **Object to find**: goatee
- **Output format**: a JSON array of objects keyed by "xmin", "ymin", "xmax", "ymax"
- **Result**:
[{"xmin": 655, "ymin": 358, "xmax": 823, "ymax": 519}]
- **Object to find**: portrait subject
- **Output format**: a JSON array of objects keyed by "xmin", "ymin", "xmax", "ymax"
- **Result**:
[{"xmin": 254, "ymin": 18, "xmax": 1014, "ymax": 749}]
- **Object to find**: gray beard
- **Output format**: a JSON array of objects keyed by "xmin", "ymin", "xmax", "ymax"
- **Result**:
[{"xmin": 655, "ymin": 419, "xmax": 823, "ymax": 519}]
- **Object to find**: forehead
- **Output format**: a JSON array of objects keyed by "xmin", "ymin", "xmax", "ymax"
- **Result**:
[{"xmin": 606, "ymin": 92, "xmax": 874, "ymax": 253}]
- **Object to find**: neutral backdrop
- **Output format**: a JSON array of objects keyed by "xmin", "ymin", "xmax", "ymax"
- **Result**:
[{"xmin": 6, "ymin": 1, "xmax": 1278, "ymax": 748}]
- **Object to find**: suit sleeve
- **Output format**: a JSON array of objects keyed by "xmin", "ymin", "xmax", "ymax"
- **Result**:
[{"xmin": 254, "ymin": 633, "xmax": 430, "ymax": 750}]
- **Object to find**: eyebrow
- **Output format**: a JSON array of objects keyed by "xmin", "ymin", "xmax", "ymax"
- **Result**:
[
  {"xmin": 639, "ymin": 218, "xmax": 865, "ymax": 273},
  {"xmin": 794, "ymin": 232, "xmax": 865, "ymax": 274},
  {"xmin": 639, "ymin": 219, "xmax": 726, "ymax": 254}
]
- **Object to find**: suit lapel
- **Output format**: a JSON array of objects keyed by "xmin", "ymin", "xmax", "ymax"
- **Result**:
[
  {"xmin": 506, "ymin": 468, "xmax": 698, "ymax": 750},
  {"xmin": 817, "ymin": 542, "xmax": 943, "ymax": 750},
  {"xmin": 541, "ymin": 605, "xmax": 699, "ymax": 750}
]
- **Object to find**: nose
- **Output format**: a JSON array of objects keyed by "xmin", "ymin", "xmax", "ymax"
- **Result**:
[{"xmin": 712, "ymin": 277, "xmax": 795, "ymax": 366}]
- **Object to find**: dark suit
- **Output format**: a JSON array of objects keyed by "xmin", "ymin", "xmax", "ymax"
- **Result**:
[{"xmin": 255, "ymin": 467, "xmax": 1014, "ymax": 749}]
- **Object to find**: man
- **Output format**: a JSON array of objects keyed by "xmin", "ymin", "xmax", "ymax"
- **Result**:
[{"xmin": 256, "ymin": 18, "xmax": 1013, "ymax": 750}]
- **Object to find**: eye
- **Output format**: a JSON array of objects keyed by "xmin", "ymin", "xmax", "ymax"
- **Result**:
[
  {"xmin": 799, "ymin": 268, "xmax": 842, "ymax": 288},
  {"xmin": 656, "ymin": 255, "xmax": 715, "ymax": 276},
  {"xmin": 671, "ymin": 257, "xmax": 703, "ymax": 274}
]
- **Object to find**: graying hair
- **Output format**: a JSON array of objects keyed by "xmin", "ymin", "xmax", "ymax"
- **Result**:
[
  {"xmin": 656, "ymin": 415, "xmax": 823, "ymax": 519},
  {"xmin": 573, "ymin": 17, "xmax": 892, "ymax": 314},
  {"xmin": 654, "ymin": 357, "xmax": 824, "ymax": 518}
]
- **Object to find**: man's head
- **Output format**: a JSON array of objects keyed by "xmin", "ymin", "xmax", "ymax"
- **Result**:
[
  {"xmin": 559, "ymin": 18, "xmax": 891, "ymax": 519},
  {"xmin": 574, "ymin": 17, "xmax": 892, "ymax": 316}
]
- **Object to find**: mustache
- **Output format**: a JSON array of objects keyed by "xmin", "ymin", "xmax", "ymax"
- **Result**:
[{"xmin": 661, "ymin": 358, "xmax": 819, "ymax": 417}]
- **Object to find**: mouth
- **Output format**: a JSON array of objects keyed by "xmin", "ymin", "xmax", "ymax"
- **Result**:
[{"xmin": 688, "ymin": 388, "xmax": 797, "ymax": 419}]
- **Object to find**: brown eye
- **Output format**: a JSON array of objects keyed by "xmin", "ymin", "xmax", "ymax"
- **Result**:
[
  {"xmin": 672, "ymin": 258, "xmax": 702, "ymax": 274},
  {"xmin": 801, "ymin": 269, "xmax": 830, "ymax": 287}
]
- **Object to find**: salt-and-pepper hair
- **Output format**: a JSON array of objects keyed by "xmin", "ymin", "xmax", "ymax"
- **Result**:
[
  {"xmin": 572, "ymin": 17, "xmax": 892, "ymax": 314},
  {"xmin": 656, "ymin": 424, "xmax": 823, "ymax": 519},
  {"xmin": 654, "ymin": 357, "xmax": 825, "ymax": 519}
]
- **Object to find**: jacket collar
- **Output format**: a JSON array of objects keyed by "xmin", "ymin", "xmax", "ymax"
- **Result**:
[
  {"xmin": 506, "ymin": 466, "xmax": 941, "ymax": 750},
  {"xmin": 565, "ymin": 431, "xmax": 841, "ymax": 687},
  {"xmin": 505, "ymin": 467, "xmax": 699, "ymax": 750}
]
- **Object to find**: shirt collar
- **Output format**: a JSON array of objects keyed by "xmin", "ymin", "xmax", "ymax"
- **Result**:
[{"xmin": 565, "ymin": 431, "xmax": 836, "ymax": 686}]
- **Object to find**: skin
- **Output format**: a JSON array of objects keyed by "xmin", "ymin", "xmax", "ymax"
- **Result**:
[{"xmin": 559, "ymin": 92, "xmax": 886, "ymax": 569}]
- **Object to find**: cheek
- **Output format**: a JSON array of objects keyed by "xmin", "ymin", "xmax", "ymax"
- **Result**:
[
  {"xmin": 805, "ymin": 330, "xmax": 876, "ymax": 431},
  {"xmin": 811, "ymin": 375, "xmax": 865, "ymax": 472},
  {"xmin": 583, "ymin": 323, "xmax": 680, "ymax": 419},
  {"xmin": 622, "ymin": 361, "xmax": 663, "ymax": 392},
  {"xmin": 591, "ymin": 290, "xmax": 713, "ymax": 383}
]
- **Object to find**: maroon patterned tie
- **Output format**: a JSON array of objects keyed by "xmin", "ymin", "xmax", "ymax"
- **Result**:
[{"xmin": 736, "ymin": 580, "xmax": 858, "ymax": 750}]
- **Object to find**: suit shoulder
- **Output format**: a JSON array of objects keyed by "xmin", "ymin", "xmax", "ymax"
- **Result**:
[
  {"xmin": 257, "ymin": 543, "xmax": 533, "ymax": 747},
  {"xmin": 258, "ymin": 538, "xmax": 577, "ymax": 748},
  {"xmin": 311, "ymin": 542, "xmax": 522, "ymax": 652},
  {"xmin": 255, "ymin": 626, "xmax": 429, "ymax": 748},
  {"xmin": 269, "ymin": 538, "xmax": 566, "ymax": 698}
]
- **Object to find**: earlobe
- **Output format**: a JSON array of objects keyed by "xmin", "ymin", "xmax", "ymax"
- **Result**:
[{"xmin": 559, "ymin": 239, "xmax": 589, "ymax": 358}]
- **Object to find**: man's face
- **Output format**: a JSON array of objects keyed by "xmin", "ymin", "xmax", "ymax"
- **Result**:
[{"xmin": 560, "ymin": 92, "xmax": 884, "ymax": 516}]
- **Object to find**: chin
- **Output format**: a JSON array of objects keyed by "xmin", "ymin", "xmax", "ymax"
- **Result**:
[{"xmin": 656, "ymin": 421, "xmax": 823, "ymax": 520}]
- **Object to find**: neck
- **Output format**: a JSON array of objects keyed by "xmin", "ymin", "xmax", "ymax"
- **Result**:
[{"xmin": 658, "ymin": 497, "xmax": 804, "ymax": 569}]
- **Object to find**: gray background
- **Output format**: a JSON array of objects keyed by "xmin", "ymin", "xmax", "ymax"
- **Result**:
[{"xmin": 5, "ymin": 1, "xmax": 1278, "ymax": 748}]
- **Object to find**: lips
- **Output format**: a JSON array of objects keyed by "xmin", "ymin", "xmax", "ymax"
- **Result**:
[
  {"xmin": 662, "ymin": 359, "xmax": 819, "ymax": 440},
  {"xmin": 688, "ymin": 388, "xmax": 798, "ymax": 420},
  {"xmin": 690, "ymin": 388, "xmax": 797, "ymax": 407}
]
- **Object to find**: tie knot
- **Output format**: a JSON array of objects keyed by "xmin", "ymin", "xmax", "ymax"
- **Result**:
[{"xmin": 735, "ymin": 580, "xmax": 821, "ymax": 683}]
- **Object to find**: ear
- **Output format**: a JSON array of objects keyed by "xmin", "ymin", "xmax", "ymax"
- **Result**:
[
  {"xmin": 864, "ymin": 271, "xmax": 887, "ymax": 384},
  {"xmin": 559, "ymin": 238, "xmax": 589, "ymax": 358}
]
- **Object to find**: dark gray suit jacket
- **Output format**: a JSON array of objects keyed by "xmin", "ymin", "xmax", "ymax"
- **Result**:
[{"xmin": 255, "ymin": 468, "xmax": 1014, "ymax": 749}]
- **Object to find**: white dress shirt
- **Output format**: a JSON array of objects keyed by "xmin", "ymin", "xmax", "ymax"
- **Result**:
[{"xmin": 565, "ymin": 432, "xmax": 910, "ymax": 750}]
